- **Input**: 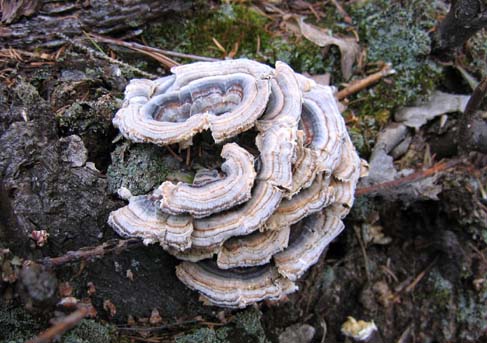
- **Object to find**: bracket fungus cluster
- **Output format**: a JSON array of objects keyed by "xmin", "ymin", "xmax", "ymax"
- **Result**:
[{"xmin": 108, "ymin": 59, "xmax": 364, "ymax": 308}]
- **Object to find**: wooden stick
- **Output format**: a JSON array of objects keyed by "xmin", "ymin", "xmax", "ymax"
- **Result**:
[
  {"xmin": 329, "ymin": 0, "xmax": 352, "ymax": 24},
  {"xmin": 355, "ymin": 158, "xmax": 463, "ymax": 196},
  {"xmin": 87, "ymin": 33, "xmax": 220, "ymax": 63},
  {"xmin": 336, "ymin": 64, "xmax": 395, "ymax": 100},
  {"xmin": 25, "ymin": 306, "xmax": 91, "ymax": 343},
  {"xmin": 39, "ymin": 238, "xmax": 142, "ymax": 267},
  {"xmin": 117, "ymin": 319, "xmax": 200, "ymax": 333}
]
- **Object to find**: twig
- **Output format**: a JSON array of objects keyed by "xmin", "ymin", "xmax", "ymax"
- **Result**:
[
  {"xmin": 329, "ymin": 0, "xmax": 352, "ymax": 24},
  {"xmin": 404, "ymin": 257, "xmax": 437, "ymax": 293},
  {"xmin": 464, "ymin": 76, "xmax": 487, "ymax": 116},
  {"xmin": 123, "ymin": 336, "xmax": 165, "ymax": 343},
  {"xmin": 56, "ymin": 33, "xmax": 157, "ymax": 79},
  {"xmin": 38, "ymin": 238, "xmax": 142, "ymax": 267},
  {"xmin": 355, "ymin": 158, "xmax": 463, "ymax": 196},
  {"xmin": 166, "ymin": 146, "xmax": 183, "ymax": 162},
  {"xmin": 336, "ymin": 64, "xmax": 396, "ymax": 100},
  {"xmin": 117, "ymin": 319, "xmax": 200, "ymax": 333},
  {"xmin": 25, "ymin": 306, "xmax": 91, "ymax": 343},
  {"xmin": 354, "ymin": 226, "xmax": 370, "ymax": 281},
  {"xmin": 130, "ymin": 46, "xmax": 180, "ymax": 68},
  {"xmin": 186, "ymin": 148, "xmax": 191, "ymax": 167},
  {"xmin": 468, "ymin": 242, "xmax": 487, "ymax": 266},
  {"xmin": 87, "ymin": 33, "xmax": 220, "ymax": 63}
]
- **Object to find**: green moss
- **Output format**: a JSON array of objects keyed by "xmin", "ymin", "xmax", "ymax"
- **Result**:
[
  {"xmin": 144, "ymin": 3, "xmax": 337, "ymax": 75},
  {"xmin": 0, "ymin": 305, "xmax": 43, "ymax": 343},
  {"xmin": 145, "ymin": 4, "xmax": 268, "ymax": 61}
]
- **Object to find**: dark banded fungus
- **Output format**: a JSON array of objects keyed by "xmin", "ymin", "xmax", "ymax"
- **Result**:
[{"xmin": 108, "ymin": 59, "xmax": 364, "ymax": 307}]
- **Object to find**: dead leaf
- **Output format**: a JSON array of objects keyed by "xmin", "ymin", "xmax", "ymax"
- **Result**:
[
  {"xmin": 86, "ymin": 281, "xmax": 96, "ymax": 296},
  {"xmin": 284, "ymin": 16, "xmax": 359, "ymax": 80},
  {"xmin": 58, "ymin": 281, "xmax": 73, "ymax": 297},
  {"xmin": 1, "ymin": 0, "xmax": 39, "ymax": 24},
  {"xmin": 149, "ymin": 308, "xmax": 162, "ymax": 325},
  {"xmin": 103, "ymin": 299, "xmax": 117, "ymax": 317}
]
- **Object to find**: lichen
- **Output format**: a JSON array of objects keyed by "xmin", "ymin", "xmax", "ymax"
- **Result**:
[
  {"xmin": 465, "ymin": 30, "xmax": 487, "ymax": 79},
  {"xmin": 0, "ymin": 305, "xmax": 43, "ymax": 343},
  {"xmin": 62, "ymin": 319, "xmax": 116, "ymax": 343},
  {"xmin": 345, "ymin": 0, "xmax": 443, "ymax": 155},
  {"xmin": 56, "ymin": 98, "xmax": 118, "ymax": 136},
  {"xmin": 12, "ymin": 80, "xmax": 41, "ymax": 108},
  {"xmin": 176, "ymin": 327, "xmax": 229, "ymax": 343},
  {"xmin": 424, "ymin": 269, "xmax": 454, "ymax": 310},
  {"xmin": 233, "ymin": 307, "xmax": 268, "ymax": 341},
  {"xmin": 350, "ymin": 0, "xmax": 441, "ymax": 111},
  {"xmin": 175, "ymin": 308, "xmax": 269, "ymax": 343},
  {"xmin": 456, "ymin": 287, "xmax": 487, "ymax": 342},
  {"xmin": 107, "ymin": 143, "xmax": 177, "ymax": 196}
]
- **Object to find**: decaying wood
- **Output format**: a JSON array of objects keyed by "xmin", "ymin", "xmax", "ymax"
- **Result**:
[
  {"xmin": 433, "ymin": 0, "xmax": 487, "ymax": 53},
  {"xmin": 458, "ymin": 76, "xmax": 487, "ymax": 153},
  {"xmin": 0, "ymin": 0, "xmax": 191, "ymax": 49}
]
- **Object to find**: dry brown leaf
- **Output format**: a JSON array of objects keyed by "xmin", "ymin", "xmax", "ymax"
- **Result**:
[
  {"xmin": 1, "ymin": 0, "xmax": 39, "ymax": 24},
  {"xmin": 285, "ymin": 16, "xmax": 359, "ymax": 80}
]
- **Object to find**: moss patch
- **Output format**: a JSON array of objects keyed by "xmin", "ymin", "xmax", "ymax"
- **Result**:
[
  {"xmin": 144, "ymin": 3, "xmax": 338, "ymax": 75},
  {"xmin": 176, "ymin": 327, "xmax": 230, "ymax": 343},
  {"xmin": 0, "ymin": 305, "xmax": 43, "ymax": 343},
  {"xmin": 350, "ymin": 0, "xmax": 441, "ymax": 112},
  {"xmin": 176, "ymin": 308, "xmax": 269, "ymax": 343},
  {"xmin": 107, "ymin": 143, "xmax": 182, "ymax": 196},
  {"xmin": 62, "ymin": 319, "xmax": 116, "ymax": 343}
]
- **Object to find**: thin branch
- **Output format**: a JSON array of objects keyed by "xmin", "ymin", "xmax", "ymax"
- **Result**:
[
  {"xmin": 25, "ymin": 306, "xmax": 91, "ymax": 343},
  {"xmin": 39, "ymin": 238, "xmax": 142, "ymax": 268},
  {"xmin": 355, "ymin": 158, "xmax": 463, "ymax": 196},
  {"xmin": 336, "ymin": 64, "xmax": 396, "ymax": 100},
  {"xmin": 87, "ymin": 33, "xmax": 220, "ymax": 63},
  {"xmin": 56, "ymin": 33, "xmax": 157, "ymax": 79},
  {"xmin": 117, "ymin": 319, "xmax": 200, "ymax": 333},
  {"xmin": 329, "ymin": 0, "xmax": 352, "ymax": 24},
  {"xmin": 464, "ymin": 76, "xmax": 487, "ymax": 116}
]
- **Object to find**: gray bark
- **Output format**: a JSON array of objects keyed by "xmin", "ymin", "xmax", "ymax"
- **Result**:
[
  {"xmin": 433, "ymin": 0, "xmax": 487, "ymax": 52},
  {"xmin": 0, "ymin": 0, "xmax": 192, "ymax": 49}
]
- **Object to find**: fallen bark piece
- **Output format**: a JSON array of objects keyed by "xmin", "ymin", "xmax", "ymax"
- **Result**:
[{"xmin": 394, "ymin": 91, "xmax": 470, "ymax": 129}]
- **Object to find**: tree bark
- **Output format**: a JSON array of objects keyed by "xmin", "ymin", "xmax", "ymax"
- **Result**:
[
  {"xmin": 0, "ymin": 0, "xmax": 192, "ymax": 49},
  {"xmin": 433, "ymin": 0, "xmax": 487, "ymax": 53}
]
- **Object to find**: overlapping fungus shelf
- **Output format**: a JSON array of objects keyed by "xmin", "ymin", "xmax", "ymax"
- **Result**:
[{"xmin": 108, "ymin": 59, "xmax": 364, "ymax": 308}]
